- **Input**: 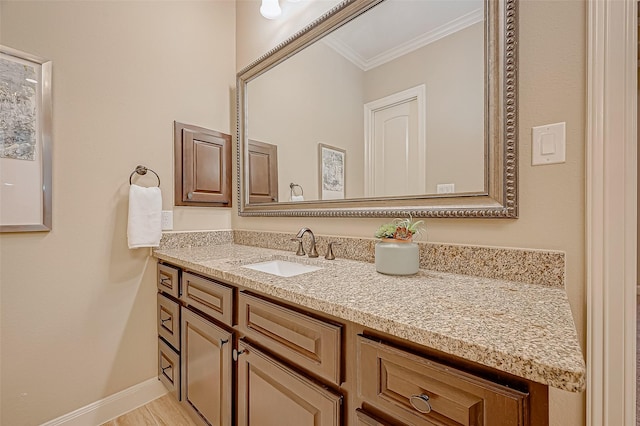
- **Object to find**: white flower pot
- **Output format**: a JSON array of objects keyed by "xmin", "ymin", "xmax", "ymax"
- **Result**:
[{"xmin": 375, "ymin": 239, "xmax": 419, "ymax": 276}]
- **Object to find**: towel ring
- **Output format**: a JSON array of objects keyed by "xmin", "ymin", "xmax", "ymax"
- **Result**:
[
  {"xmin": 289, "ymin": 182, "xmax": 303, "ymax": 197},
  {"xmin": 129, "ymin": 165, "xmax": 160, "ymax": 187}
]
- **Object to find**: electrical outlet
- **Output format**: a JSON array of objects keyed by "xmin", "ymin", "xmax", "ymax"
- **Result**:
[
  {"xmin": 436, "ymin": 183, "xmax": 455, "ymax": 194},
  {"xmin": 161, "ymin": 211, "xmax": 173, "ymax": 231}
]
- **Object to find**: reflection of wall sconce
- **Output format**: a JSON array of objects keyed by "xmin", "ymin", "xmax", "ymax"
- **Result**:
[
  {"xmin": 260, "ymin": 0, "xmax": 281, "ymax": 19},
  {"xmin": 260, "ymin": 0, "xmax": 301, "ymax": 20}
]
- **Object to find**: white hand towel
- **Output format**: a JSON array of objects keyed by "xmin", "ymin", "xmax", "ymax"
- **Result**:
[
  {"xmin": 291, "ymin": 195, "xmax": 304, "ymax": 202},
  {"xmin": 127, "ymin": 184, "xmax": 162, "ymax": 249}
]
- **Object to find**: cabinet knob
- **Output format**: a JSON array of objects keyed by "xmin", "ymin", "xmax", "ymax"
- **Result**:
[
  {"xmin": 233, "ymin": 348, "xmax": 246, "ymax": 361},
  {"xmin": 220, "ymin": 338, "xmax": 229, "ymax": 347},
  {"xmin": 187, "ymin": 192, "xmax": 193, "ymax": 200},
  {"xmin": 160, "ymin": 316, "xmax": 171, "ymax": 325},
  {"xmin": 161, "ymin": 365, "xmax": 172, "ymax": 373},
  {"xmin": 409, "ymin": 394, "xmax": 432, "ymax": 414}
]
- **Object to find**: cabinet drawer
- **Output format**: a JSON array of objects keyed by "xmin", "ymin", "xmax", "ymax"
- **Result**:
[
  {"xmin": 157, "ymin": 293, "xmax": 180, "ymax": 350},
  {"xmin": 158, "ymin": 338, "xmax": 180, "ymax": 400},
  {"xmin": 355, "ymin": 409, "xmax": 398, "ymax": 426},
  {"xmin": 181, "ymin": 272, "xmax": 233, "ymax": 326},
  {"xmin": 357, "ymin": 336, "xmax": 529, "ymax": 426},
  {"xmin": 158, "ymin": 263, "xmax": 180, "ymax": 298},
  {"xmin": 238, "ymin": 292, "xmax": 342, "ymax": 385}
]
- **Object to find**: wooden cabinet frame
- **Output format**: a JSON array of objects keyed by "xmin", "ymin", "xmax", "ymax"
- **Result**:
[
  {"xmin": 156, "ymin": 262, "xmax": 550, "ymax": 426},
  {"xmin": 174, "ymin": 122, "xmax": 232, "ymax": 207}
]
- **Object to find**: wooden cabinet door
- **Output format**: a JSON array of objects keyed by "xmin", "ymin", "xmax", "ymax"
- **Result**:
[
  {"xmin": 247, "ymin": 140, "xmax": 278, "ymax": 203},
  {"xmin": 181, "ymin": 307, "xmax": 232, "ymax": 426},
  {"xmin": 237, "ymin": 341, "xmax": 342, "ymax": 426},
  {"xmin": 175, "ymin": 122, "xmax": 232, "ymax": 207}
]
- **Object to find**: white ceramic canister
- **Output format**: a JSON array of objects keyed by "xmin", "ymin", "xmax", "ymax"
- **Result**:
[{"xmin": 374, "ymin": 239, "xmax": 419, "ymax": 275}]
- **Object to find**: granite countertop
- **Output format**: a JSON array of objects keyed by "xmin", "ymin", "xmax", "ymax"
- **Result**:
[{"xmin": 153, "ymin": 243, "xmax": 585, "ymax": 393}]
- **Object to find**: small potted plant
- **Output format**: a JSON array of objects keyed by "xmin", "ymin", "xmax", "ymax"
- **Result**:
[
  {"xmin": 374, "ymin": 217, "xmax": 424, "ymax": 275},
  {"xmin": 374, "ymin": 217, "xmax": 424, "ymax": 242}
]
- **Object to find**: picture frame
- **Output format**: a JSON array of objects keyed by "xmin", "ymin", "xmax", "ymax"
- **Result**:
[
  {"xmin": 318, "ymin": 143, "xmax": 345, "ymax": 200},
  {"xmin": 0, "ymin": 45, "xmax": 53, "ymax": 232}
]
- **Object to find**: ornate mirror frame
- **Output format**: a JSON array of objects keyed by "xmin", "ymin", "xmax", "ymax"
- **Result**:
[{"xmin": 237, "ymin": 0, "xmax": 517, "ymax": 218}]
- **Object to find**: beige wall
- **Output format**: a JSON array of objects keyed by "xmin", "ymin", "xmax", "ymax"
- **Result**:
[
  {"xmin": 0, "ymin": 1, "xmax": 235, "ymax": 424},
  {"xmin": 248, "ymin": 40, "xmax": 364, "ymax": 200},
  {"xmin": 0, "ymin": 1, "xmax": 587, "ymax": 424},
  {"xmin": 363, "ymin": 22, "xmax": 485, "ymax": 194},
  {"xmin": 246, "ymin": 20, "xmax": 484, "ymax": 200},
  {"xmin": 235, "ymin": 1, "xmax": 586, "ymax": 425},
  {"xmin": 236, "ymin": 0, "xmax": 341, "ymax": 71}
]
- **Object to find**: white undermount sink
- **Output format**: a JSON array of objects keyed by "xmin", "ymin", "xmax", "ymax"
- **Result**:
[{"xmin": 242, "ymin": 260, "xmax": 322, "ymax": 277}]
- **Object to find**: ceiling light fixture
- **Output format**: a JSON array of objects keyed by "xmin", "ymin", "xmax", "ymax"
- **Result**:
[{"xmin": 260, "ymin": 0, "xmax": 282, "ymax": 19}]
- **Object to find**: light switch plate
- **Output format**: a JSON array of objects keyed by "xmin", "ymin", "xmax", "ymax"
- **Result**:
[
  {"xmin": 161, "ymin": 211, "xmax": 173, "ymax": 231},
  {"xmin": 532, "ymin": 122, "xmax": 566, "ymax": 165}
]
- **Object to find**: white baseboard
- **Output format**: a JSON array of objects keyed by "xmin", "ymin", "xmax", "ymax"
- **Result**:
[{"xmin": 41, "ymin": 378, "xmax": 167, "ymax": 426}]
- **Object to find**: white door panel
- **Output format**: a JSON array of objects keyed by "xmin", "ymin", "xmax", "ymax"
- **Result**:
[{"xmin": 364, "ymin": 85, "xmax": 426, "ymax": 197}]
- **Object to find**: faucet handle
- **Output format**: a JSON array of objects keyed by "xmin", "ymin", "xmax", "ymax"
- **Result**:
[
  {"xmin": 290, "ymin": 238, "xmax": 305, "ymax": 256},
  {"xmin": 325, "ymin": 242, "xmax": 341, "ymax": 260}
]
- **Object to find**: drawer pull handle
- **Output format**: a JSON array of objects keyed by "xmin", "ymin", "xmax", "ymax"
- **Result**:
[
  {"xmin": 410, "ymin": 394, "xmax": 432, "ymax": 414},
  {"xmin": 220, "ymin": 338, "xmax": 229, "ymax": 347},
  {"xmin": 233, "ymin": 348, "xmax": 246, "ymax": 361}
]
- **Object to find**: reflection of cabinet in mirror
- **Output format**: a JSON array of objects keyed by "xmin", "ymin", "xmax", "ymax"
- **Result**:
[
  {"xmin": 248, "ymin": 139, "xmax": 278, "ymax": 203},
  {"xmin": 174, "ymin": 122, "xmax": 232, "ymax": 207}
]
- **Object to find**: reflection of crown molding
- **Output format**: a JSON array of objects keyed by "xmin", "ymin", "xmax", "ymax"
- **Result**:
[{"xmin": 324, "ymin": 8, "xmax": 483, "ymax": 71}]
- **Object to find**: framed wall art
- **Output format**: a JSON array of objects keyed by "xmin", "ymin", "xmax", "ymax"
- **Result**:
[
  {"xmin": 318, "ymin": 143, "xmax": 345, "ymax": 200},
  {"xmin": 0, "ymin": 45, "xmax": 53, "ymax": 232}
]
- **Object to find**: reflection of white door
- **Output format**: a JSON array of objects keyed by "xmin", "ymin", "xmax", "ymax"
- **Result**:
[{"xmin": 364, "ymin": 85, "xmax": 426, "ymax": 197}]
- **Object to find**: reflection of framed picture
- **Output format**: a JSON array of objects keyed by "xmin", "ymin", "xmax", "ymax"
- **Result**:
[
  {"xmin": 318, "ymin": 143, "xmax": 345, "ymax": 200},
  {"xmin": 0, "ymin": 46, "xmax": 53, "ymax": 232}
]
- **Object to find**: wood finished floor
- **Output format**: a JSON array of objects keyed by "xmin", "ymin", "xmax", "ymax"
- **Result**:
[{"xmin": 100, "ymin": 394, "xmax": 197, "ymax": 426}]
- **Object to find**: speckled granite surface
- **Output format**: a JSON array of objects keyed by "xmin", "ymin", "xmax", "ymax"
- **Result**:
[
  {"xmin": 233, "ymin": 230, "xmax": 565, "ymax": 287},
  {"xmin": 159, "ymin": 230, "xmax": 233, "ymax": 249},
  {"xmin": 153, "ymin": 242, "xmax": 585, "ymax": 392}
]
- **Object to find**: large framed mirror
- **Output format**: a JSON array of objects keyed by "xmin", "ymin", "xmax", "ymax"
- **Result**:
[{"xmin": 237, "ymin": 0, "xmax": 517, "ymax": 218}]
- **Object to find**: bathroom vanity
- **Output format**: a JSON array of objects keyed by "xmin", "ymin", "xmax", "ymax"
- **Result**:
[{"xmin": 153, "ymin": 236, "xmax": 585, "ymax": 426}]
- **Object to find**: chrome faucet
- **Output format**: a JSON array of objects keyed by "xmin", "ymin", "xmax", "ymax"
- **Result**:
[{"xmin": 295, "ymin": 228, "xmax": 319, "ymax": 258}]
